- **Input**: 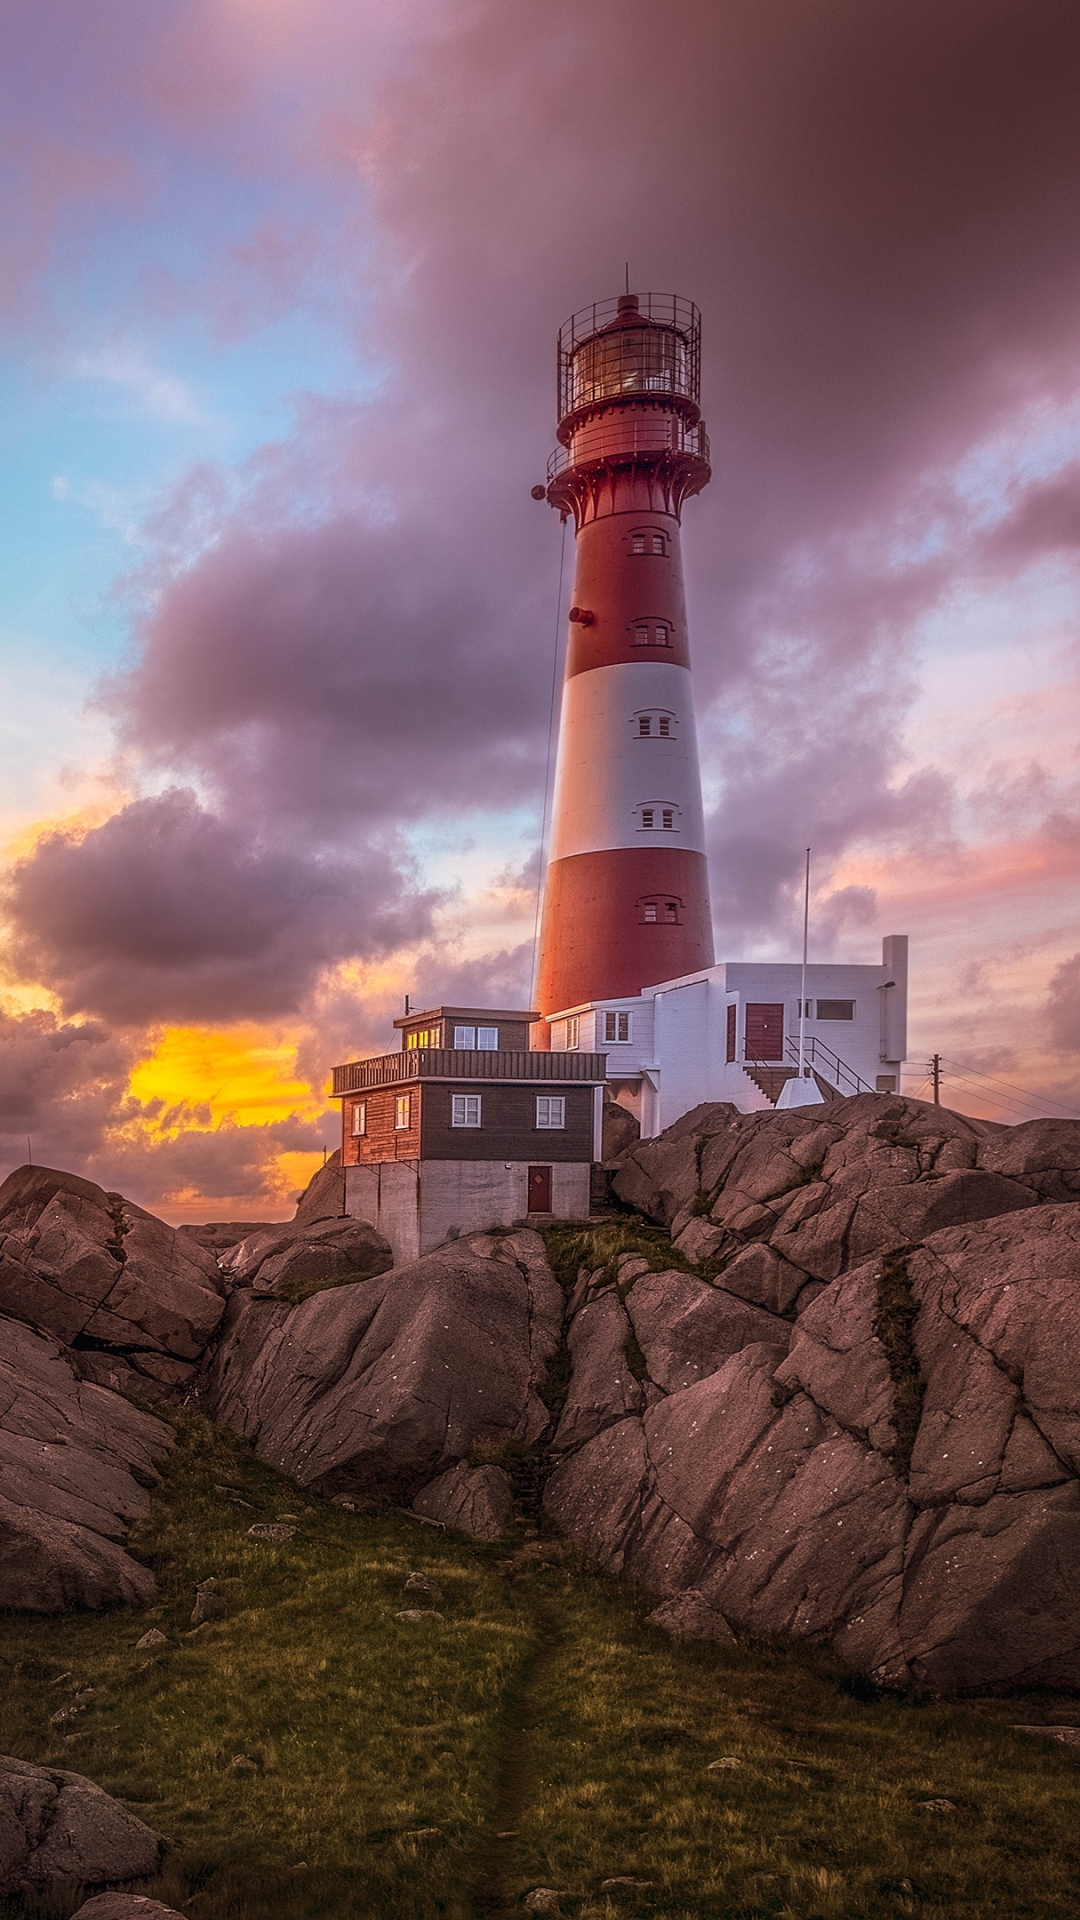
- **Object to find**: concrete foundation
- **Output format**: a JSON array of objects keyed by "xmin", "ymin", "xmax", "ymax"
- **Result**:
[{"xmin": 343, "ymin": 1159, "xmax": 592, "ymax": 1267}]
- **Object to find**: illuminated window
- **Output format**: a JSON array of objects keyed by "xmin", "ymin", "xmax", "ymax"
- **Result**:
[
  {"xmin": 406, "ymin": 1027, "xmax": 439, "ymax": 1049},
  {"xmin": 395, "ymin": 1094, "xmax": 412, "ymax": 1130},
  {"xmin": 477, "ymin": 1026, "xmax": 498, "ymax": 1050},
  {"xmin": 352, "ymin": 1101, "xmax": 367, "ymax": 1136},
  {"xmin": 604, "ymin": 1011, "xmax": 632, "ymax": 1043},
  {"xmin": 566, "ymin": 1015, "xmax": 580, "ymax": 1050},
  {"xmin": 535, "ymin": 1095, "xmax": 565, "ymax": 1129},
  {"xmin": 451, "ymin": 1093, "xmax": 482, "ymax": 1127},
  {"xmin": 453, "ymin": 1025, "xmax": 475, "ymax": 1048}
]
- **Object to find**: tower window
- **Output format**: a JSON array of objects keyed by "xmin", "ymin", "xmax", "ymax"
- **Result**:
[
  {"xmin": 641, "ymin": 895, "xmax": 682, "ymax": 924},
  {"xmin": 665, "ymin": 901, "xmax": 678, "ymax": 922},
  {"xmin": 638, "ymin": 716, "xmax": 651, "ymax": 737},
  {"xmin": 604, "ymin": 1010, "xmax": 632, "ymax": 1043},
  {"xmin": 658, "ymin": 716, "xmax": 672, "ymax": 737},
  {"xmin": 352, "ymin": 1101, "xmax": 367, "ymax": 1136},
  {"xmin": 535, "ymin": 1095, "xmax": 565, "ymax": 1129},
  {"xmin": 633, "ymin": 623, "xmax": 671, "ymax": 647},
  {"xmin": 643, "ymin": 903, "xmax": 657, "ymax": 923},
  {"xmin": 631, "ymin": 532, "xmax": 646, "ymax": 554},
  {"xmin": 451, "ymin": 1093, "xmax": 482, "ymax": 1127},
  {"xmin": 651, "ymin": 533, "xmax": 665, "ymax": 554},
  {"xmin": 641, "ymin": 808, "xmax": 655, "ymax": 829},
  {"xmin": 630, "ymin": 528, "xmax": 667, "ymax": 557},
  {"xmin": 662, "ymin": 808, "xmax": 674, "ymax": 830},
  {"xmin": 395, "ymin": 1093, "xmax": 412, "ymax": 1130}
]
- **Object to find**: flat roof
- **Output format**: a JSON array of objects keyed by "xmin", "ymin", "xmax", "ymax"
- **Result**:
[{"xmin": 393, "ymin": 1005, "xmax": 540, "ymax": 1030}]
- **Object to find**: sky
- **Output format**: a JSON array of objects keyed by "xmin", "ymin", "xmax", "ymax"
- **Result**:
[{"xmin": 5, "ymin": 0, "xmax": 1080, "ymax": 1220}]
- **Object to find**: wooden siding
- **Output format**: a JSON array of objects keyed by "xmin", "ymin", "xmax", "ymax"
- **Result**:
[
  {"xmin": 341, "ymin": 1083, "xmax": 422, "ymax": 1166},
  {"xmin": 420, "ymin": 1082, "xmax": 594, "ymax": 1163}
]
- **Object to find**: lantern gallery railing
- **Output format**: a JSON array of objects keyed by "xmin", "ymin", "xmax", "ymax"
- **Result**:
[
  {"xmin": 331, "ymin": 1049, "xmax": 608, "ymax": 1096},
  {"xmin": 547, "ymin": 413, "xmax": 710, "ymax": 484}
]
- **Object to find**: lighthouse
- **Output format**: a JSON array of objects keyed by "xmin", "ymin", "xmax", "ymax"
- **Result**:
[{"xmin": 534, "ymin": 291, "xmax": 715, "ymax": 1037}]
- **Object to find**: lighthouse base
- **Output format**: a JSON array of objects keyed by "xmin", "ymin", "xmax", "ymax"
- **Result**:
[{"xmin": 535, "ymin": 846, "xmax": 713, "ymax": 1042}]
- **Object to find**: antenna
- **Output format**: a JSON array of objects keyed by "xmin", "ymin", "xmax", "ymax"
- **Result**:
[
  {"xmin": 625, "ymin": 261, "xmax": 630, "ymax": 295},
  {"xmin": 798, "ymin": 848, "xmax": 810, "ymax": 1080}
]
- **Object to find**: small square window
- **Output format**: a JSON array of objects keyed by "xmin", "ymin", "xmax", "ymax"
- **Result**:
[
  {"xmin": 661, "ymin": 808, "xmax": 674, "ymax": 830},
  {"xmin": 664, "ymin": 902, "xmax": 678, "ymax": 922},
  {"xmin": 655, "ymin": 624, "xmax": 670, "ymax": 646},
  {"xmin": 658, "ymin": 715, "xmax": 672, "ymax": 737},
  {"xmin": 476, "ymin": 1026, "xmax": 498, "ymax": 1050},
  {"xmin": 631, "ymin": 532, "xmax": 646, "ymax": 554},
  {"xmin": 634, "ymin": 624, "xmax": 650, "ymax": 646},
  {"xmin": 566, "ymin": 1015, "xmax": 580, "ymax": 1050},
  {"xmin": 604, "ymin": 1011, "xmax": 631, "ymax": 1043},
  {"xmin": 798, "ymin": 999, "xmax": 813, "ymax": 1018},
  {"xmin": 395, "ymin": 1093, "xmax": 412, "ymax": 1130},
  {"xmin": 451, "ymin": 1093, "xmax": 482, "ymax": 1127},
  {"xmin": 651, "ymin": 533, "xmax": 664, "ymax": 554},
  {"xmin": 453, "ymin": 1025, "xmax": 476, "ymax": 1048},
  {"xmin": 352, "ymin": 1101, "xmax": 367, "ymax": 1136},
  {"xmin": 638, "ymin": 716, "xmax": 651, "ymax": 737},
  {"xmin": 641, "ymin": 808, "xmax": 654, "ymax": 829},
  {"xmin": 876, "ymin": 1074, "xmax": 897, "ymax": 1093},
  {"xmin": 643, "ymin": 902, "xmax": 657, "ymax": 923},
  {"xmin": 536, "ymin": 1095, "xmax": 565, "ymax": 1129}
]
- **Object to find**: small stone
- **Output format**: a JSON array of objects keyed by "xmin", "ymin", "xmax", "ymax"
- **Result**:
[
  {"xmin": 49, "ymin": 1704, "xmax": 81, "ymax": 1726},
  {"xmin": 214, "ymin": 1485, "xmax": 255, "ymax": 1507},
  {"xmin": 1011, "ymin": 1724, "xmax": 1080, "ymax": 1746},
  {"xmin": 600, "ymin": 1877, "xmax": 655, "ymax": 1889},
  {"xmin": 496, "ymin": 1829, "xmax": 520, "ymax": 1838},
  {"xmin": 706, "ymin": 1756, "xmax": 741, "ymax": 1770},
  {"xmin": 75, "ymin": 1686, "xmax": 98, "ymax": 1704},
  {"xmin": 404, "ymin": 1572, "xmax": 445, "ymax": 1604},
  {"xmin": 276, "ymin": 1513, "xmax": 301, "ymax": 1521},
  {"xmin": 899, "ymin": 1881, "xmax": 914, "ymax": 1895},
  {"xmin": 524, "ymin": 1892, "xmax": 564, "ymax": 1913},
  {"xmin": 135, "ymin": 1628, "xmax": 169, "ymax": 1650},
  {"xmin": 394, "ymin": 1608, "xmax": 445, "ymax": 1623},
  {"xmin": 229, "ymin": 1753, "xmax": 259, "ymax": 1771},
  {"xmin": 402, "ymin": 1827, "xmax": 444, "ymax": 1842},
  {"xmin": 918, "ymin": 1798, "xmax": 957, "ymax": 1813},
  {"xmin": 247, "ymin": 1522, "xmax": 297, "ymax": 1541},
  {"xmin": 191, "ymin": 1584, "xmax": 227, "ymax": 1626}
]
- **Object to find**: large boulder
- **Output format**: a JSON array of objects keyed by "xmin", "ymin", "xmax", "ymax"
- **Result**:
[
  {"xmin": 0, "ymin": 1167, "xmax": 225, "ymax": 1362},
  {"xmin": 0, "ymin": 1315, "xmax": 173, "ymax": 1610},
  {"xmin": 0, "ymin": 1756, "xmax": 161, "ymax": 1893},
  {"xmin": 221, "ymin": 1214, "xmax": 393, "ymax": 1299},
  {"xmin": 73, "ymin": 1900, "xmax": 184, "ymax": 1920},
  {"xmin": 205, "ymin": 1229, "xmax": 562, "ymax": 1503},
  {"xmin": 545, "ymin": 1203, "xmax": 1080, "ymax": 1690}
]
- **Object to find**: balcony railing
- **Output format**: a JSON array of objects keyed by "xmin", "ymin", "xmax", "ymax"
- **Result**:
[
  {"xmin": 332, "ymin": 1049, "xmax": 608, "ymax": 1096},
  {"xmin": 548, "ymin": 413, "xmax": 709, "ymax": 485}
]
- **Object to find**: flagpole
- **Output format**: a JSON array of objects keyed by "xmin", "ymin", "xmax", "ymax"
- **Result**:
[{"xmin": 798, "ymin": 847, "xmax": 810, "ymax": 1079}]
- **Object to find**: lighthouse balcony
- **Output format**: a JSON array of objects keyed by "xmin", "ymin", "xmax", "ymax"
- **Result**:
[{"xmin": 547, "ymin": 412, "xmax": 709, "ymax": 485}]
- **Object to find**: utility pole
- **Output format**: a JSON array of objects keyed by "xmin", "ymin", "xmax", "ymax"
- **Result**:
[{"xmin": 930, "ymin": 1054, "xmax": 941, "ymax": 1105}]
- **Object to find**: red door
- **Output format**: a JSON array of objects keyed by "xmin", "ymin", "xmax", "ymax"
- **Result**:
[
  {"xmin": 744, "ymin": 1003, "xmax": 784, "ymax": 1061},
  {"xmin": 527, "ymin": 1165, "xmax": 552, "ymax": 1212}
]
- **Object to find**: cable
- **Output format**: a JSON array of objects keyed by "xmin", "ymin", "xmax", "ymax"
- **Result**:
[
  {"xmin": 941, "ymin": 1055, "xmax": 1080, "ymax": 1123},
  {"xmin": 528, "ymin": 514, "xmax": 569, "ymax": 1009}
]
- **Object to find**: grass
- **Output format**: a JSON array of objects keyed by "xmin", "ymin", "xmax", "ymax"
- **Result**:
[
  {"xmin": 3, "ymin": 1415, "xmax": 1080, "ymax": 1918},
  {"xmin": 544, "ymin": 1221, "xmax": 698, "ymax": 1297}
]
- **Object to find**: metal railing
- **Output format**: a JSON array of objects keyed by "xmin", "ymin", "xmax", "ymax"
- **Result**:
[
  {"xmin": 332, "ymin": 1049, "xmax": 608, "ymax": 1096},
  {"xmin": 547, "ymin": 414, "xmax": 710, "ymax": 484},
  {"xmin": 741, "ymin": 1037, "xmax": 871, "ymax": 1100},
  {"xmin": 557, "ymin": 294, "xmax": 701, "ymax": 424}
]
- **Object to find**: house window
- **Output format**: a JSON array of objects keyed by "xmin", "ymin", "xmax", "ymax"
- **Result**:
[
  {"xmin": 798, "ymin": 999, "xmax": 813, "ymax": 1018},
  {"xmin": 395, "ymin": 1093, "xmax": 412, "ymax": 1130},
  {"xmin": 352, "ymin": 1101, "xmax": 367, "ymax": 1136},
  {"xmin": 876, "ymin": 1075, "xmax": 897, "ymax": 1093},
  {"xmin": 536, "ymin": 1095, "xmax": 566, "ymax": 1129},
  {"xmin": 641, "ymin": 808, "xmax": 655, "ymax": 829},
  {"xmin": 406, "ymin": 1027, "xmax": 438, "ymax": 1049},
  {"xmin": 638, "ymin": 716, "xmax": 652, "ymax": 737},
  {"xmin": 817, "ymin": 999, "xmax": 855, "ymax": 1021},
  {"xmin": 566, "ymin": 1015, "xmax": 580, "ymax": 1050},
  {"xmin": 477, "ymin": 1026, "xmax": 498, "ymax": 1050},
  {"xmin": 604, "ymin": 1011, "xmax": 632, "ymax": 1043},
  {"xmin": 451, "ymin": 1093, "xmax": 482, "ymax": 1127},
  {"xmin": 453, "ymin": 1025, "xmax": 476, "ymax": 1048}
]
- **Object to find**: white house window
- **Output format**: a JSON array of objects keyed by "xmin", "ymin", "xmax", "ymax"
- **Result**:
[
  {"xmin": 536, "ymin": 1095, "xmax": 566, "ymax": 1129},
  {"xmin": 453, "ymin": 1025, "xmax": 475, "ymax": 1048},
  {"xmin": 477, "ymin": 1025, "xmax": 498, "ymax": 1050},
  {"xmin": 352, "ymin": 1101, "xmax": 367, "ymax": 1136},
  {"xmin": 451, "ymin": 1093, "xmax": 482, "ymax": 1127},
  {"xmin": 395, "ymin": 1093, "xmax": 412, "ymax": 1130},
  {"xmin": 817, "ymin": 999, "xmax": 855, "ymax": 1021},
  {"xmin": 604, "ymin": 1011, "xmax": 632, "ymax": 1043},
  {"xmin": 565, "ymin": 1014, "xmax": 580, "ymax": 1050}
]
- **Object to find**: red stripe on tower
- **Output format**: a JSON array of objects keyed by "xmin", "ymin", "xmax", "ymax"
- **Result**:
[{"xmin": 533, "ymin": 292, "xmax": 715, "ymax": 1042}]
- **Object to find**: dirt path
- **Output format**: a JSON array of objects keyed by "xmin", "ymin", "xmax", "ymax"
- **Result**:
[{"xmin": 470, "ymin": 1576, "xmax": 562, "ymax": 1918}]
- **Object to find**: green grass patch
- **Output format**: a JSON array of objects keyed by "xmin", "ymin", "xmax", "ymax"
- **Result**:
[
  {"xmin": 543, "ymin": 1221, "xmax": 696, "ymax": 1297},
  {"xmin": 3, "ymin": 1415, "xmax": 1080, "ymax": 1918}
]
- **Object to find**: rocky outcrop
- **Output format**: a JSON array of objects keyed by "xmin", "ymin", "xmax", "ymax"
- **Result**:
[
  {"xmin": 0, "ymin": 1315, "xmax": 172, "ymax": 1610},
  {"xmin": 0, "ymin": 1166, "xmax": 225, "ymax": 1365},
  {"xmin": 205, "ymin": 1230, "xmax": 562, "ymax": 1503},
  {"xmin": 72, "ymin": 1899, "xmax": 185, "ymax": 1920},
  {"xmin": 221, "ymin": 1214, "xmax": 392, "ymax": 1300},
  {"xmin": 0, "ymin": 1756, "xmax": 162, "ymax": 1893},
  {"xmin": 545, "ymin": 1201, "xmax": 1080, "ymax": 1690}
]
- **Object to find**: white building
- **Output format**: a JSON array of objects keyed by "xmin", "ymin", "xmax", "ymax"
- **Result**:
[{"xmin": 548, "ymin": 935, "xmax": 908, "ymax": 1136}]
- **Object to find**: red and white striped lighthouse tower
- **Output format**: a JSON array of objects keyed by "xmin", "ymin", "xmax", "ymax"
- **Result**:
[{"xmin": 534, "ymin": 291, "xmax": 715, "ymax": 1036}]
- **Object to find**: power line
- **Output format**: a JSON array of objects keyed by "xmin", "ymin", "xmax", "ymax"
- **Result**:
[{"xmin": 941, "ymin": 1055, "xmax": 1080, "ymax": 1123}]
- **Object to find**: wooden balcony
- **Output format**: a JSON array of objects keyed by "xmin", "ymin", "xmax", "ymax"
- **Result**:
[{"xmin": 332, "ymin": 1049, "xmax": 608, "ymax": 1097}]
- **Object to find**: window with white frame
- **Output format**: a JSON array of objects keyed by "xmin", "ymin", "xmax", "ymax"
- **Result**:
[
  {"xmin": 536, "ymin": 1095, "xmax": 565, "ymax": 1129},
  {"xmin": 643, "ymin": 902, "xmax": 658, "ymax": 922},
  {"xmin": 394, "ymin": 1093, "xmax": 412, "ymax": 1130},
  {"xmin": 565, "ymin": 1014, "xmax": 580, "ymax": 1050},
  {"xmin": 658, "ymin": 714, "xmax": 672, "ymax": 737},
  {"xmin": 352, "ymin": 1101, "xmax": 367, "ymax": 1136},
  {"xmin": 634, "ymin": 710, "xmax": 677, "ymax": 740},
  {"xmin": 640, "ymin": 807, "xmax": 655, "ymax": 829},
  {"xmin": 451, "ymin": 1093, "xmax": 482, "ymax": 1127},
  {"xmin": 661, "ymin": 807, "xmax": 674, "ymax": 830},
  {"xmin": 477, "ymin": 1025, "xmax": 498, "ymax": 1049},
  {"xmin": 604, "ymin": 1010, "xmax": 632, "ymax": 1043},
  {"xmin": 453, "ymin": 1025, "xmax": 475, "ymax": 1047}
]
